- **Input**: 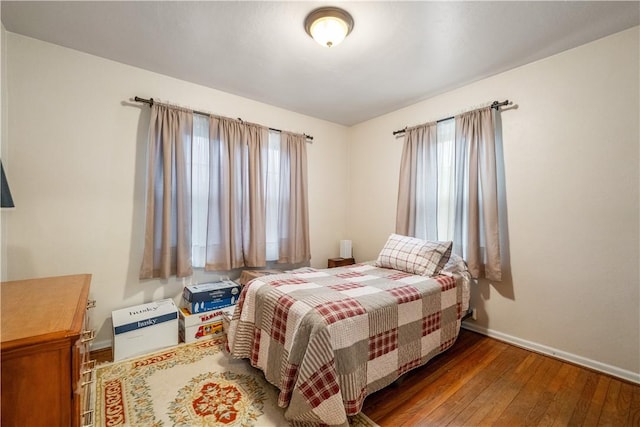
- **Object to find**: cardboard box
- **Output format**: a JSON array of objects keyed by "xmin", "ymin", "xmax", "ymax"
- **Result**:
[
  {"xmin": 182, "ymin": 280, "xmax": 241, "ymax": 303},
  {"xmin": 178, "ymin": 307, "xmax": 228, "ymax": 343},
  {"xmin": 112, "ymin": 299, "xmax": 178, "ymax": 361},
  {"xmin": 182, "ymin": 295, "xmax": 238, "ymax": 314}
]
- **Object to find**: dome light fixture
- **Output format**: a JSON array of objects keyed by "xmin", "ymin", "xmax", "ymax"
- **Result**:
[{"xmin": 304, "ymin": 6, "xmax": 354, "ymax": 48}]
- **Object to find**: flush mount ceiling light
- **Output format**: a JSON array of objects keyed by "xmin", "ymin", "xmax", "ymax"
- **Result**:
[{"xmin": 304, "ymin": 6, "xmax": 354, "ymax": 48}]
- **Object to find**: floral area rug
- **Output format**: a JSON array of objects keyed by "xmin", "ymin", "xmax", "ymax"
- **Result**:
[{"xmin": 94, "ymin": 336, "xmax": 378, "ymax": 427}]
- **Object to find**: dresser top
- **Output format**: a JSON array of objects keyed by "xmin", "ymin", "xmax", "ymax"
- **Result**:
[{"xmin": 1, "ymin": 274, "xmax": 91, "ymax": 350}]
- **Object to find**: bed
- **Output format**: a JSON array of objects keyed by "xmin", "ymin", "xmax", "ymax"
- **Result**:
[{"xmin": 227, "ymin": 234, "xmax": 471, "ymax": 426}]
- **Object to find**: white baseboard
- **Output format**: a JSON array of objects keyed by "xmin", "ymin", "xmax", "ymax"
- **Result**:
[
  {"xmin": 93, "ymin": 323, "xmax": 639, "ymax": 384},
  {"xmin": 461, "ymin": 321, "xmax": 640, "ymax": 385}
]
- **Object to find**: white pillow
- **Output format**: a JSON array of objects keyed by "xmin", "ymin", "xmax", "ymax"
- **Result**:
[
  {"xmin": 375, "ymin": 233, "xmax": 452, "ymax": 277},
  {"xmin": 441, "ymin": 253, "xmax": 468, "ymax": 274}
]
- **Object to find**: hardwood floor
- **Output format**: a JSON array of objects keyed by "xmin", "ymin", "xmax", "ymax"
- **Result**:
[
  {"xmin": 90, "ymin": 329, "xmax": 640, "ymax": 426},
  {"xmin": 90, "ymin": 346, "xmax": 112, "ymax": 364},
  {"xmin": 361, "ymin": 329, "xmax": 640, "ymax": 426}
]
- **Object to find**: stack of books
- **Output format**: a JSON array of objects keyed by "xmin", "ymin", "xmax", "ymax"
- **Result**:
[{"xmin": 178, "ymin": 279, "xmax": 241, "ymax": 343}]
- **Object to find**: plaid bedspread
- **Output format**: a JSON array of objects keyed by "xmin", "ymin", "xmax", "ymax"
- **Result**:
[{"xmin": 227, "ymin": 263, "xmax": 470, "ymax": 426}]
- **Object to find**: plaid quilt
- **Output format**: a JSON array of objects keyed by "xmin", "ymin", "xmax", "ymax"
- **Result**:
[{"xmin": 227, "ymin": 263, "xmax": 470, "ymax": 426}]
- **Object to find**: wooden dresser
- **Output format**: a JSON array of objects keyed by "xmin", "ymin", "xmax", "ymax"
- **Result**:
[{"xmin": 1, "ymin": 274, "xmax": 96, "ymax": 427}]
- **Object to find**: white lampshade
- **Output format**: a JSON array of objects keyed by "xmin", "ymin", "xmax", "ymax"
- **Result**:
[
  {"xmin": 305, "ymin": 7, "xmax": 354, "ymax": 48},
  {"xmin": 339, "ymin": 240, "xmax": 352, "ymax": 258}
]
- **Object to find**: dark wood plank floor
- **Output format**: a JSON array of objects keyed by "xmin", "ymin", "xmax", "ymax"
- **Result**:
[
  {"xmin": 90, "ymin": 346, "xmax": 112, "ymax": 364},
  {"xmin": 90, "ymin": 329, "xmax": 640, "ymax": 426},
  {"xmin": 361, "ymin": 329, "xmax": 640, "ymax": 426}
]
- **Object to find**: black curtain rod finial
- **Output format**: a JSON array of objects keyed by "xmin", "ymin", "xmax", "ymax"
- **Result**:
[
  {"xmin": 392, "ymin": 127, "xmax": 407, "ymax": 136},
  {"xmin": 490, "ymin": 100, "xmax": 509, "ymax": 110},
  {"xmin": 134, "ymin": 96, "xmax": 154, "ymax": 107}
]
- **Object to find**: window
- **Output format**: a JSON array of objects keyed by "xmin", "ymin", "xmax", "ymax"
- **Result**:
[
  {"xmin": 190, "ymin": 116, "xmax": 282, "ymax": 268},
  {"xmin": 141, "ymin": 103, "xmax": 309, "ymax": 279},
  {"xmin": 435, "ymin": 118, "xmax": 456, "ymax": 241},
  {"xmin": 191, "ymin": 114, "xmax": 210, "ymax": 268},
  {"xmin": 397, "ymin": 107, "xmax": 503, "ymax": 280},
  {"xmin": 265, "ymin": 130, "xmax": 281, "ymax": 261},
  {"xmin": 414, "ymin": 118, "xmax": 456, "ymax": 242}
]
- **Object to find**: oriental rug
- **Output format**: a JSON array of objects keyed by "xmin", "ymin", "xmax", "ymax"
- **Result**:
[{"xmin": 94, "ymin": 336, "xmax": 378, "ymax": 427}]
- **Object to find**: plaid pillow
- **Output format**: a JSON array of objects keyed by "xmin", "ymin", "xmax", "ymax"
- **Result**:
[
  {"xmin": 375, "ymin": 234, "xmax": 453, "ymax": 277},
  {"xmin": 436, "ymin": 241, "xmax": 453, "ymax": 274}
]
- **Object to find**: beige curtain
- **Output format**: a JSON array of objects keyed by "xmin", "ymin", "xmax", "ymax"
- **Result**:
[
  {"xmin": 205, "ymin": 117, "xmax": 268, "ymax": 270},
  {"xmin": 140, "ymin": 104, "xmax": 193, "ymax": 279},
  {"xmin": 454, "ymin": 107, "xmax": 501, "ymax": 281},
  {"xmin": 396, "ymin": 123, "xmax": 437, "ymax": 237},
  {"xmin": 395, "ymin": 106, "xmax": 502, "ymax": 281},
  {"xmin": 278, "ymin": 132, "xmax": 311, "ymax": 264}
]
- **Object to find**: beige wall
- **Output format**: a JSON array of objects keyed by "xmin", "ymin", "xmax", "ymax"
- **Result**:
[
  {"xmin": 4, "ymin": 32, "xmax": 349, "ymax": 347},
  {"xmin": 348, "ymin": 27, "xmax": 639, "ymax": 379},
  {"xmin": 1, "ymin": 24, "xmax": 7, "ymax": 281},
  {"xmin": 4, "ymin": 26, "xmax": 639, "ymax": 381}
]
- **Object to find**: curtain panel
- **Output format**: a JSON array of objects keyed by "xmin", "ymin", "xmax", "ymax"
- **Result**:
[
  {"xmin": 140, "ymin": 104, "xmax": 193, "ymax": 279},
  {"xmin": 396, "ymin": 123, "xmax": 438, "ymax": 239},
  {"xmin": 395, "ymin": 106, "xmax": 502, "ymax": 281},
  {"xmin": 205, "ymin": 117, "xmax": 268, "ymax": 271},
  {"xmin": 454, "ymin": 108, "xmax": 501, "ymax": 281},
  {"xmin": 204, "ymin": 121, "xmax": 311, "ymax": 270},
  {"xmin": 277, "ymin": 132, "xmax": 311, "ymax": 264}
]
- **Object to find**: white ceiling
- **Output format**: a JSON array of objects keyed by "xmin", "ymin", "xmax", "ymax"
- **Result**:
[{"xmin": 2, "ymin": 1, "xmax": 638, "ymax": 126}]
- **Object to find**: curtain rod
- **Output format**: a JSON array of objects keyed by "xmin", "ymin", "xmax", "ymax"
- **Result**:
[
  {"xmin": 134, "ymin": 96, "xmax": 314, "ymax": 142},
  {"xmin": 392, "ymin": 99, "xmax": 511, "ymax": 136}
]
